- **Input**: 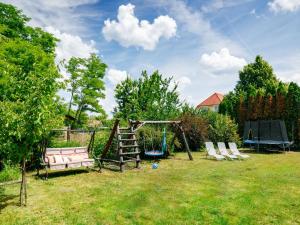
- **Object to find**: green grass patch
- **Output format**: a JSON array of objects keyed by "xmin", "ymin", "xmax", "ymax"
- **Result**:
[
  {"xmin": 1, "ymin": 152, "xmax": 300, "ymax": 225},
  {"xmin": 0, "ymin": 164, "xmax": 20, "ymax": 183}
]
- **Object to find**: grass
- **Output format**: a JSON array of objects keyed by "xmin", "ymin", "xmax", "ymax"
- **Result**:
[
  {"xmin": 1, "ymin": 151, "xmax": 300, "ymax": 225},
  {"xmin": 0, "ymin": 165, "xmax": 20, "ymax": 183}
]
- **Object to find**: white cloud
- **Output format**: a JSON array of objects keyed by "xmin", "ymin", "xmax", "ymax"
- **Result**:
[
  {"xmin": 152, "ymin": 0, "xmax": 245, "ymax": 54},
  {"xmin": 43, "ymin": 0, "xmax": 98, "ymax": 8},
  {"xmin": 100, "ymin": 88, "xmax": 116, "ymax": 118},
  {"xmin": 176, "ymin": 76, "xmax": 191, "ymax": 91},
  {"xmin": 268, "ymin": 0, "xmax": 300, "ymax": 13},
  {"xmin": 106, "ymin": 68, "xmax": 129, "ymax": 85},
  {"xmin": 279, "ymin": 72, "xmax": 300, "ymax": 84},
  {"xmin": 3, "ymin": 1, "xmax": 99, "ymax": 67},
  {"xmin": 200, "ymin": 48, "xmax": 247, "ymax": 72},
  {"xmin": 201, "ymin": 0, "xmax": 254, "ymax": 13},
  {"xmin": 2, "ymin": 0, "xmax": 99, "ymax": 34},
  {"xmin": 45, "ymin": 26, "xmax": 98, "ymax": 63},
  {"xmin": 102, "ymin": 3, "xmax": 177, "ymax": 50}
]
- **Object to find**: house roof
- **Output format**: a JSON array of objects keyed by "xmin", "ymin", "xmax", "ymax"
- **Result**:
[{"xmin": 196, "ymin": 93, "xmax": 224, "ymax": 108}]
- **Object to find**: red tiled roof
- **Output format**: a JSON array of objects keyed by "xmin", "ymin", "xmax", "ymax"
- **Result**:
[{"xmin": 196, "ymin": 93, "xmax": 224, "ymax": 108}]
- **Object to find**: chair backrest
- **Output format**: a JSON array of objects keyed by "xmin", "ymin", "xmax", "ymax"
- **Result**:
[
  {"xmin": 228, "ymin": 142, "xmax": 239, "ymax": 154},
  {"xmin": 205, "ymin": 142, "xmax": 217, "ymax": 155},
  {"xmin": 217, "ymin": 142, "xmax": 228, "ymax": 154}
]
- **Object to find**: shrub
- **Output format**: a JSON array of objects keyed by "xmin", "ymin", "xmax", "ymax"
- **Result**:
[
  {"xmin": 0, "ymin": 164, "xmax": 20, "ymax": 183},
  {"xmin": 48, "ymin": 140, "xmax": 82, "ymax": 148},
  {"xmin": 199, "ymin": 110, "xmax": 241, "ymax": 145},
  {"xmin": 92, "ymin": 130, "xmax": 113, "ymax": 158},
  {"xmin": 177, "ymin": 113, "xmax": 209, "ymax": 151}
]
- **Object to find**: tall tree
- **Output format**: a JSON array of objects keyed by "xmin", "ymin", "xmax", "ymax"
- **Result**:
[
  {"xmin": 220, "ymin": 55, "xmax": 281, "ymax": 121},
  {"xmin": 114, "ymin": 70, "xmax": 181, "ymax": 120},
  {"xmin": 286, "ymin": 82, "xmax": 300, "ymax": 143},
  {"xmin": 65, "ymin": 54, "xmax": 107, "ymax": 128},
  {"xmin": 236, "ymin": 55, "xmax": 279, "ymax": 96},
  {"xmin": 0, "ymin": 3, "xmax": 63, "ymax": 206}
]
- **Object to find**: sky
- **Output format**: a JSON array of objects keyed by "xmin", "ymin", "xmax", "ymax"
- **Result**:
[{"xmin": 3, "ymin": 0, "xmax": 300, "ymax": 115}]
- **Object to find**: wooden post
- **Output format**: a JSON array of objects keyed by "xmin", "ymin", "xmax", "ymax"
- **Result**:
[
  {"xmin": 87, "ymin": 130, "xmax": 95, "ymax": 154},
  {"xmin": 179, "ymin": 125, "xmax": 193, "ymax": 160},
  {"xmin": 67, "ymin": 125, "xmax": 71, "ymax": 142},
  {"xmin": 101, "ymin": 119, "xmax": 120, "ymax": 159}
]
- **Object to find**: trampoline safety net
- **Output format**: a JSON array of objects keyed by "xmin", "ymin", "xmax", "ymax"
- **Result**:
[{"xmin": 243, "ymin": 120, "xmax": 290, "ymax": 145}]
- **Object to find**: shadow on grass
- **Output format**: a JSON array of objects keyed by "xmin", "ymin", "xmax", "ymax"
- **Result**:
[
  {"xmin": 242, "ymin": 148, "xmax": 287, "ymax": 154},
  {"xmin": 101, "ymin": 162, "xmax": 142, "ymax": 172},
  {"xmin": 0, "ymin": 187, "xmax": 19, "ymax": 211},
  {"xmin": 36, "ymin": 169, "xmax": 91, "ymax": 180}
]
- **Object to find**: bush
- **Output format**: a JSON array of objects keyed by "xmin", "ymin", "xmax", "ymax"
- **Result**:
[
  {"xmin": 178, "ymin": 113, "xmax": 208, "ymax": 151},
  {"xmin": 48, "ymin": 140, "xmax": 82, "ymax": 148},
  {"xmin": 199, "ymin": 110, "xmax": 241, "ymax": 145},
  {"xmin": 92, "ymin": 130, "xmax": 113, "ymax": 158},
  {"xmin": 0, "ymin": 164, "xmax": 20, "ymax": 183}
]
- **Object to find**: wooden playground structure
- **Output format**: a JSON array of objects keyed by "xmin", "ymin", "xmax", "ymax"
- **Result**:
[{"xmin": 98, "ymin": 119, "xmax": 193, "ymax": 172}]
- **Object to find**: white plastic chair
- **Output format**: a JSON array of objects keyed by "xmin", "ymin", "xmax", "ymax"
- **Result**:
[
  {"xmin": 205, "ymin": 142, "xmax": 225, "ymax": 160},
  {"xmin": 217, "ymin": 142, "xmax": 238, "ymax": 160},
  {"xmin": 228, "ymin": 142, "xmax": 250, "ymax": 159}
]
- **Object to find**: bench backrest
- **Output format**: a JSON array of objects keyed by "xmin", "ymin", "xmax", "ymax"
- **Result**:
[{"xmin": 44, "ymin": 147, "xmax": 89, "ymax": 163}]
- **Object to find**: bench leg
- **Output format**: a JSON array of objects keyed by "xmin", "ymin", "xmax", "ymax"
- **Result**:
[
  {"xmin": 97, "ymin": 160, "xmax": 102, "ymax": 173},
  {"xmin": 45, "ymin": 167, "xmax": 48, "ymax": 180},
  {"xmin": 120, "ymin": 163, "xmax": 125, "ymax": 172},
  {"xmin": 136, "ymin": 160, "xmax": 140, "ymax": 169}
]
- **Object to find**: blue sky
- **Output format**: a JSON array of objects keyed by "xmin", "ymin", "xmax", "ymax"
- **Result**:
[{"xmin": 3, "ymin": 0, "xmax": 300, "ymax": 115}]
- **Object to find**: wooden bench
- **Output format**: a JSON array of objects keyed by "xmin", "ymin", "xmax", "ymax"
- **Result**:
[{"xmin": 41, "ymin": 147, "xmax": 95, "ymax": 179}]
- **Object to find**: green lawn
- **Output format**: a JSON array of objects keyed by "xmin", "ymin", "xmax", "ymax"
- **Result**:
[{"xmin": 1, "ymin": 151, "xmax": 300, "ymax": 225}]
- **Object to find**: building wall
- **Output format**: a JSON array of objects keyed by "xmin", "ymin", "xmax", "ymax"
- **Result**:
[{"xmin": 198, "ymin": 104, "xmax": 219, "ymax": 112}]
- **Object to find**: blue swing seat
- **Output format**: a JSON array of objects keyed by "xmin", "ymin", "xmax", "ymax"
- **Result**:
[
  {"xmin": 144, "ymin": 150, "xmax": 165, "ymax": 157},
  {"xmin": 144, "ymin": 128, "xmax": 167, "ymax": 157}
]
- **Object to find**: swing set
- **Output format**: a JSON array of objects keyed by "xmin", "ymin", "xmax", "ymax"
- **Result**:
[{"xmin": 98, "ymin": 120, "xmax": 193, "ymax": 172}]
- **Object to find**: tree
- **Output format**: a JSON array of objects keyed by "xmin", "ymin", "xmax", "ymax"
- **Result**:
[
  {"xmin": 219, "ymin": 91, "xmax": 238, "ymax": 118},
  {"xmin": 114, "ymin": 70, "xmax": 181, "ymax": 120},
  {"xmin": 286, "ymin": 82, "xmax": 300, "ymax": 144},
  {"xmin": 0, "ymin": 3, "xmax": 63, "ymax": 206},
  {"xmin": 220, "ymin": 56, "xmax": 281, "ymax": 122},
  {"xmin": 0, "ymin": 3, "xmax": 57, "ymax": 53},
  {"xmin": 65, "ymin": 54, "xmax": 107, "ymax": 128},
  {"xmin": 236, "ymin": 55, "xmax": 279, "ymax": 96}
]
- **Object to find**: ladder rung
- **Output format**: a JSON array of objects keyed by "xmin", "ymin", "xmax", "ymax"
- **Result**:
[
  {"xmin": 124, "ymin": 159, "xmax": 140, "ymax": 162},
  {"xmin": 119, "ymin": 132, "xmax": 135, "ymax": 135},
  {"xmin": 120, "ymin": 145, "xmax": 139, "ymax": 148},
  {"xmin": 120, "ymin": 138, "xmax": 136, "ymax": 141},
  {"xmin": 120, "ymin": 152, "xmax": 140, "ymax": 156},
  {"xmin": 119, "ymin": 127, "xmax": 130, "ymax": 130}
]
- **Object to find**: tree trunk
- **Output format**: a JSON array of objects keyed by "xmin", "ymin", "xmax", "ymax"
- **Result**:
[
  {"xmin": 19, "ymin": 157, "xmax": 27, "ymax": 206},
  {"xmin": 67, "ymin": 90, "xmax": 74, "ymax": 116},
  {"xmin": 73, "ymin": 104, "xmax": 83, "ymax": 128}
]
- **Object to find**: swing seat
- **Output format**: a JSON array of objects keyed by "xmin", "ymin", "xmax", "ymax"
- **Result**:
[{"xmin": 144, "ymin": 150, "xmax": 165, "ymax": 157}]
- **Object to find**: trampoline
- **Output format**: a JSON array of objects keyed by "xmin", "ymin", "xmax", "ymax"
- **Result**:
[{"xmin": 243, "ymin": 120, "xmax": 292, "ymax": 151}]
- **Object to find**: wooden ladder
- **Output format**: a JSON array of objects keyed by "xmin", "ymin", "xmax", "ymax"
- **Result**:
[
  {"xmin": 117, "ymin": 124, "xmax": 141, "ymax": 172},
  {"xmin": 99, "ymin": 120, "xmax": 141, "ymax": 172}
]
